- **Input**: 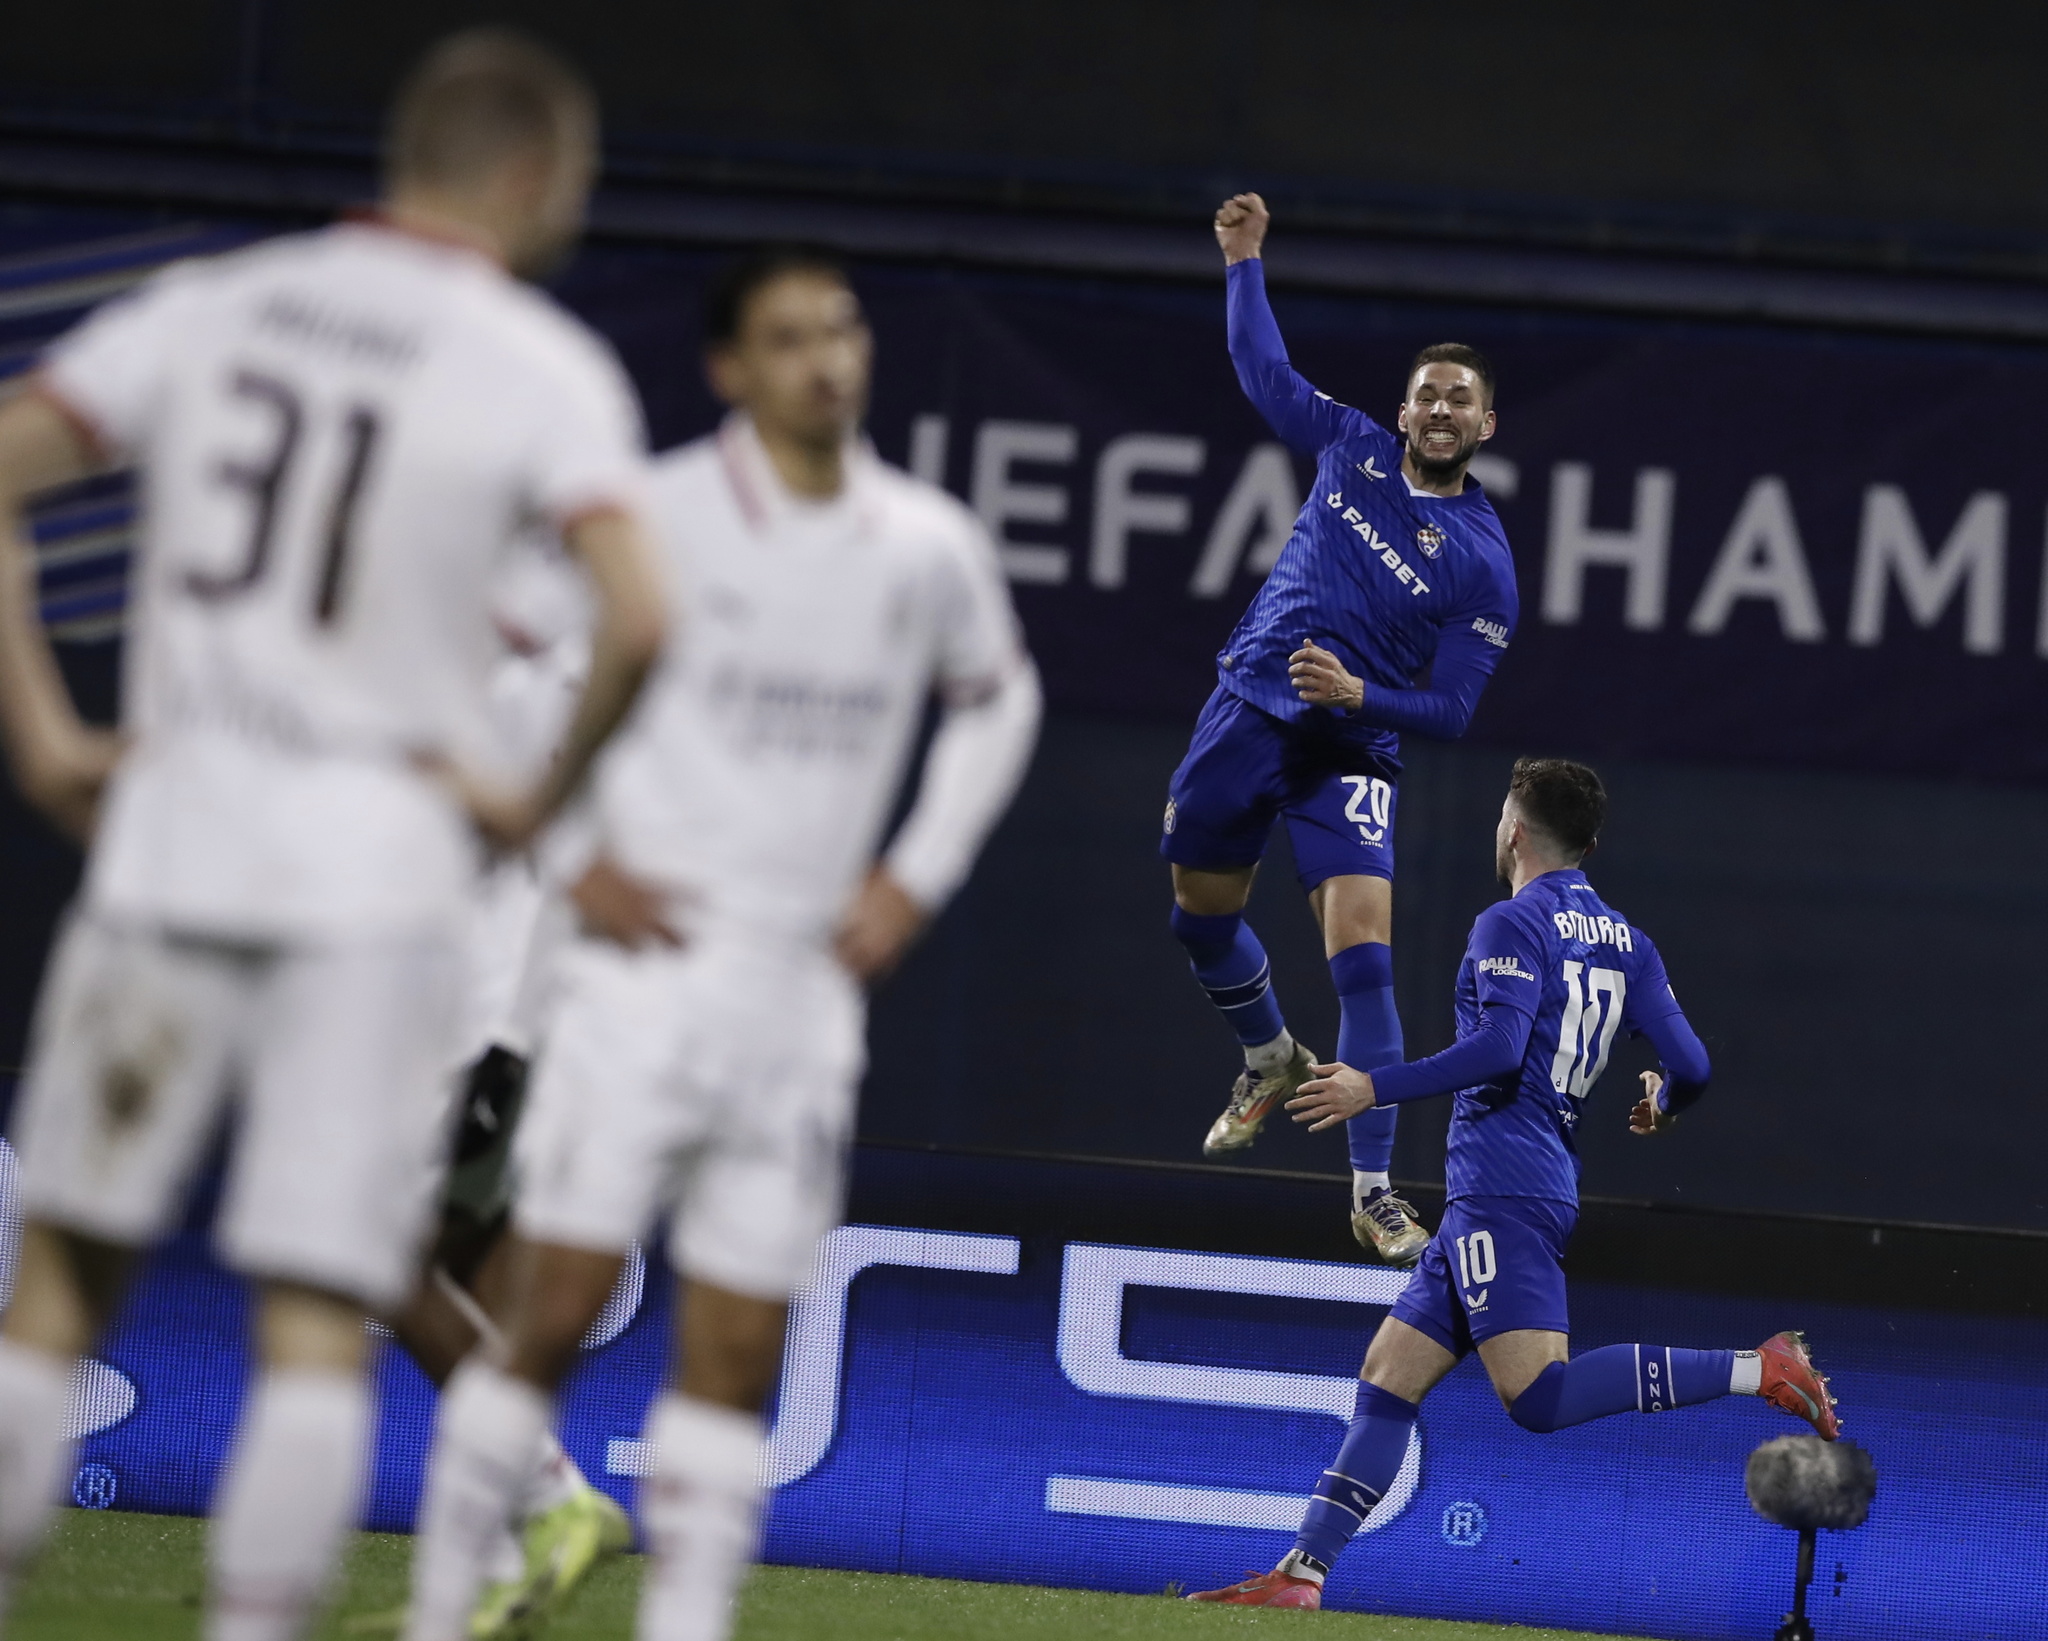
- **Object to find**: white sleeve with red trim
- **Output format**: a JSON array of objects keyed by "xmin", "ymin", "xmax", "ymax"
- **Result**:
[
  {"xmin": 883, "ymin": 516, "xmax": 1042, "ymax": 911},
  {"xmin": 38, "ymin": 262, "xmax": 204, "ymax": 459},
  {"xmin": 525, "ymin": 334, "xmax": 650, "ymax": 528}
]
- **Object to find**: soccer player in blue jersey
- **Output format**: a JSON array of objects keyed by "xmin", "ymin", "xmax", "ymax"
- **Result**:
[
  {"xmin": 1166, "ymin": 192, "xmax": 1519, "ymax": 1263},
  {"xmin": 1186, "ymin": 758, "xmax": 1841, "ymax": 1610}
]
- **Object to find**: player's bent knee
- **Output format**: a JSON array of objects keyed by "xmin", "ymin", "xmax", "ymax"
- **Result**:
[
  {"xmin": 1169, "ymin": 863, "xmax": 1257, "ymax": 916},
  {"xmin": 1506, "ymin": 1361, "xmax": 1569, "ymax": 1432}
]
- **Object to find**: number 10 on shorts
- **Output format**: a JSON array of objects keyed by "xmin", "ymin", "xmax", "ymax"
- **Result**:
[{"xmin": 1454, "ymin": 1229, "xmax": 1496, "ymax": 1290}]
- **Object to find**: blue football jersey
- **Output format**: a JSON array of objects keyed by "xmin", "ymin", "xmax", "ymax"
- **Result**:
[
  {"xmin": 1438, "ymin": 869, "xmax": 1685, "ymax": 1205},
  {"xmin": 1217, "ymin": 261, "xmax": 1519, "ymax": 767}
]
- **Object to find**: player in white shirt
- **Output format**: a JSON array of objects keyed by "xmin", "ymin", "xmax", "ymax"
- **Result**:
[
  {"xmin": 403, "ymin": 250, "xmax": 1042, "ymax": 1641},
  {"xmin": 382, "ymin": 549, "xmax": 628, "ymax": 1636},
  {"xmin": 0, "ymin": 33, "xmax": 665, "ymax": 1641}
]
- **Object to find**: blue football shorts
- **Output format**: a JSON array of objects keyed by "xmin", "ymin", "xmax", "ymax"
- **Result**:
[
  {"xmin": 1390, "ymin": 1195, "xmax": 1578, "ymax": 1354},
  {"xmin": 1159, "ymin": 686, "xmax": 1398, "ymax": 890}
]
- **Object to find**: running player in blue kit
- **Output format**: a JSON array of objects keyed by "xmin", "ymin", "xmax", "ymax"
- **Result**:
[
  {"xmin": 1166, "ymin": 192, "xmax": 1519, "ymax": 1263},
  {"xmin": 1186, "ymin": 759, "xmax": 1842, "ymax": 1610}
]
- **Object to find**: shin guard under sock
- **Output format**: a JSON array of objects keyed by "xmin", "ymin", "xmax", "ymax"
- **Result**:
[
  {"xmin": 638, "ymin": 1394, "xmax": 766, "ymax": 1641},
  {"xmin": 1330, "ymin": 943, "xmax": 1401, "ymax": 1176},
  {"xmin": 0, "ymin": 1340, "xmax": 74, "ymax": 1615},
  {"xmin": 1509, "ymin": 1345, "xmax": 1742, "ymax": 1432},
  {"xmin": 1171, "ymin": 908, "xmax": 1287, "ymax": 1052},
  {"xmin": 1286, "ymin": 1383, "xmax": 1418, "ymax": 1579},
  {"xmin": 208, "ymin": 1369, "xmax": 370, "ymax": 1641}
]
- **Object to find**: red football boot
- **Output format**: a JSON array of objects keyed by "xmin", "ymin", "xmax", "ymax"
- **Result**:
[
  {"xmin": 1185, "ymin": 1568, "xmax": 1322, "ymax": 1608},
  {"xmin": 1757, "ymin": 1330, "xmax": 1841, "ymax": 1440}
]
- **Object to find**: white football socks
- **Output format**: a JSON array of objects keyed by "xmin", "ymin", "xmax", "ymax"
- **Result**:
[
  {"xmin": 405, "ymin": 1361, "xmax": 548, "ymax": 1641},
  {"xmin": 0, "ymin": 1339, "xmax": 75, "ymax": 1620},
  {"xmin": 206, "ymin": 1368, "xmax": 370, "ymax": 1641},
  {"xmin": 1245, "ymin": 1031, "xmax": 1296, "ymax": 1078},
  {"xmin": 520, "ymin": 1430, "xmax": 585, "ymax": 1519},
  {"xmin": 1352, "ymin": 1170, "xmax": 1391, "ymax": 1210},
  {"xmin": 637, "ymin": 1395, "xmax": 765, "ymax": 1641},
  {"xmin": 1731, "ymin": 1351, "xmax": 1763, "ymax": 1395}
]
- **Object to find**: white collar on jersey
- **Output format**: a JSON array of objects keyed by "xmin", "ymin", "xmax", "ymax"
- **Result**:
[{"xmin": 716, "ymin": 412, "xmax": 882, "ymax": 537}]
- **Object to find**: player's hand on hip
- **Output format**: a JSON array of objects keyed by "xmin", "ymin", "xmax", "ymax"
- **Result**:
[
  {"xmin": 412, "ymin": 750, "xmax": 543, "ymax": 855},
  {"xmin": 1214, "ymin": 193, "xmax": 1270, "ymax": 265},
  {"xmin": 836, "ymin": 865, "xmax": 928, "ymax": 985},
  {"xmin": 1288, "ymin": 640, "xmax": 1365, "ymax": 711},
  {"xmin": 1628, "ymin": 1070, "xmax": 1677, "ymax": 1137},
  {"xmin": 1288, "ymin": 1062, "xmax": 1376, "ymax": 1131},
  {"xmin": 571, "ymin": 853, "xmax": 685, "ymax": 950},
  {"xmin": 21, "ymin": 726, "xmax": 124, "ymax": 843}
]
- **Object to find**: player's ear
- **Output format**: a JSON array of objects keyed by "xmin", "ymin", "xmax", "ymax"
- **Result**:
[{"xmin": 1478, "ymin": 408, "xmax": 1496, "ymax": 442}]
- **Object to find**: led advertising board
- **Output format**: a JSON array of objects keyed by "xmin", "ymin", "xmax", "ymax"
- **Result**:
[{"xmin": 2, "ymin": 1148, "xmax": 2035, "ymax": 1641}]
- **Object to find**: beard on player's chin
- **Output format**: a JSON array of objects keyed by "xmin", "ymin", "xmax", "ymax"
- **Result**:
[{"xmin": 1409, "ymin": 435, "xmax": 1478, "ymax": 476}]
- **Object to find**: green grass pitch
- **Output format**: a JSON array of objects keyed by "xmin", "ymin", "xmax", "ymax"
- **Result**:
[{"xmin": 10, "ymin": 1510, "xmax": 1655, "ymax": 1641}]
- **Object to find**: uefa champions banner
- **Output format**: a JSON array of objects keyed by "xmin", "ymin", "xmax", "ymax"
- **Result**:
[
  {"xmin": 14, "ymin": 217, "xmax": 2048, "ymax": 781},
  {"xmin": 6, "ymin": 1150, "xmax": 2037, "ymax": 1641},
  {"xmin": 768, "ymin": 261, "xmax": 2048, "ymax": 786}
]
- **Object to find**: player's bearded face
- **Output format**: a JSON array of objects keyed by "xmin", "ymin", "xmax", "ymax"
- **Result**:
[{"xmin": 1400, "ymin": 365, "xmax": 1493, "ymax": 477}]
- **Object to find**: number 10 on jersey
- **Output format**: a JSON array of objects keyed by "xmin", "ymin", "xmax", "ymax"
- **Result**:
[{"xmin": 1550, "ymin": 961, "xmax": 1626, "ymax": 1099}]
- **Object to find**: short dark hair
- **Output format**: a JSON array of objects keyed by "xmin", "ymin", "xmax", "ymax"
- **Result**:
[
  {"xmin": 1508, "ymin": 757, "xmax": 1605, "ymax": 859},
  {"xmin": 1410, "ymin": 342, "xmax": 1495, "ymax": 406},
  {"xmin": 702, "ymin": 246, "xmax": 852, "ymax": 348},
  {"xmin": 387, "ymin": 29, "xmax": 595, "ymax": 189}
]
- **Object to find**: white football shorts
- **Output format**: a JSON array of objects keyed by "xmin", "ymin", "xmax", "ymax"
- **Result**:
[
  {"xmin": 513, "ymin": 933, "xmax": 864, "ymax": 1301},
  {"xmin": 11, "ymin": 911, "xmax": 461, "ymax": 1309}
]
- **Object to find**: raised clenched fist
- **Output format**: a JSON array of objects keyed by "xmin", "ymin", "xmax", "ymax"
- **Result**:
[{"xmin": 1214, "ymin": 192, "xmax": 1270, "ymax": 265}]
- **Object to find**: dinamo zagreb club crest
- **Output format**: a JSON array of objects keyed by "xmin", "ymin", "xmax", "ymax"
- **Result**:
[{"xmin": 1415, "ymin": 523, "xmax": 1446, "ymax": 559}]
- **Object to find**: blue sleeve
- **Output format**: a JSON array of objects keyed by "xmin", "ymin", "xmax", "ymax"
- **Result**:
[
  {"xmin": 1352, "ymin": 552, "xmax": 1519, "ymax": 740},
  {"xmin": 1370, "ymin": 1008, "xmax": 1532, "ymax": 1106},
  {"xmin": 1626, "ymin": 939, "xmax": 1711, "ymax": 1112},
  {"xmin": 1226, "ymin": 260, "xmax": 1378, "ymax": 455},
  {"xmin": 1369, "ymin": 903, "xmax": 1544, "ymax": 1105}
]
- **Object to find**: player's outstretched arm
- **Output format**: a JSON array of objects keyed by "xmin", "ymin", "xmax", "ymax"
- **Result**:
[
  {"xmin": 1290, "ymin": 1001, "xmax": 1535, "ymax": 1132},
  {"xmin": 1216, "ymin": 195, "xmax": 1370, "ymax": 456},
  {"xmin": 0, "ymin": 390, "xmax": 122, "ymax": 841},
  {"xmin": 1214, "ymin": 192, "xmax": 1270, "ymax": 266},
  {"xmin": 458, "ymin": 508, "xmax": 665, "ymax": 852}
]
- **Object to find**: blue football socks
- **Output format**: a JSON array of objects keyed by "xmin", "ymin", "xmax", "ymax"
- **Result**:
[
  {"xmin": 1509, "ymin": 1345, "xmax": 1739, "ymax": 1432},
  {"xmin": 1330, "ymin": 942, "xmax": 1401, "ymax": 1177},
  {"xmin": 1287, "ymin": 1383, "xmax": 1418, "ymax": 1577},
  {"xmin": 1170, "ymin": 908, "xmax": 1288, "ymax": 1051}
]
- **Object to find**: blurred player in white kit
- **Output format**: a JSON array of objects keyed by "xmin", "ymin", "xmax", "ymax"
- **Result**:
[
  {"xmin": 403, "ymin": 249, "xmax": 1042, "ymax": 1641},
  {"xmin": 379, "ymin": 543, "xmax": 629, "ymax": 1636},
  {"xmin": 0, "ymin": 31, "xmax": 664, "ymax": 1641}
]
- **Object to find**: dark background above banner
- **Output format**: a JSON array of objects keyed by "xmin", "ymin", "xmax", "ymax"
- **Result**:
[{"xmin": 5, "ymin": 206, "xmax": 2048, "ymax": 1233}]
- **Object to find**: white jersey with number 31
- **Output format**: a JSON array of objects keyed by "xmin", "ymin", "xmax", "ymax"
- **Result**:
[{"xmin": 40, "ymin": 220, "xmax": 646, "ymax": 942}]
